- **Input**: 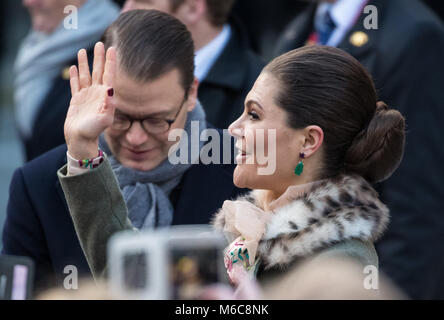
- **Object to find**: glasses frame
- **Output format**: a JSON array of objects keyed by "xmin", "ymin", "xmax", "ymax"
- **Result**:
[{"xmin": 111, "ymin": 94, "xmax": 188, "ymax": 135}]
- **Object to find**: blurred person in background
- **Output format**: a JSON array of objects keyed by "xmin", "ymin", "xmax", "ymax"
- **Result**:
[
  {"xmin": 230, "ymin": 0, "xmax": 309, "ymax": 61},
  {"xmin": 121, "ymin": 0, "xmax": 264, "ymax": 128},
  {"xmin": 3, "ymin": 10, "xmax": 244, "ymax": 294},
  {"xmin": 14, "ymin": 0, "xmax": 119, "ymax": 161},
  {"xmin": 275, "ymin": 0, "xmax": 444, "ymax": 299},
  {"xmin": 202, "ymin": 256, "xmax": 405, "ymax": 300},
  {"xmin": 37, "ymin": 257, "xmax": 404, "ymax": 299},
  {"xmin": 260, "ymin": 257, "xmax": 405, "ymax": 300}
]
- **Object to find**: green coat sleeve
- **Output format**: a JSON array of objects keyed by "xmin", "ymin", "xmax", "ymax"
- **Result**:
[
  {"xmin": 57, "ymin": 157, "xmax": 134, "ymax": 281},
  {"xmin": 311, "ymin": 239, "xmax": 379, "ymax": 269}
]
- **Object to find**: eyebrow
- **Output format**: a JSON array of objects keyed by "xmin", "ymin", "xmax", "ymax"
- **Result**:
[{"xmin": 246, "ymin": 99, "xmax": 264, "ymax": 111}]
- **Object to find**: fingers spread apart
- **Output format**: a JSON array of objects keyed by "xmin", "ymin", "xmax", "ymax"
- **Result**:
[
  {"xmin": 78, "ymin": 49, "xmax": 92, "ymax": 89},
  {"xmin": 103, "ymin": 47, "xmax": 116, "ymax": 88}
]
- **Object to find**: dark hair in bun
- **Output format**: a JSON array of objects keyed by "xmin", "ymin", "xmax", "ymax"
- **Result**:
[
  {"xmin": 264, "ymin": 46, "xmax": 406, "ymax": 183},
  {"xmin": 344, "ymin": 101, "xmax": 405, "ymax": 182}
]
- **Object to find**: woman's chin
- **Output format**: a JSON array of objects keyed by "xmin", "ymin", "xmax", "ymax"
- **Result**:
[
  {"xmin": 233, "ymin": 165, "xmax": 255, "ymax": 189},
  {"xmin": 233, "ymin": 164, "xmax": 278, "ymax": 191}
]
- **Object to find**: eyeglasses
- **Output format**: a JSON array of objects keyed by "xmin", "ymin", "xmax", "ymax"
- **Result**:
[{"xmin": 111, "ymin": 96, "xmax": 187, "ymax": 135}]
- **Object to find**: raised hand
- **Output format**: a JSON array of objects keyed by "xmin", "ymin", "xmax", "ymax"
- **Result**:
[{"xmin": 64, "ymin": 42, "xmax": 116, "ymax": 160}]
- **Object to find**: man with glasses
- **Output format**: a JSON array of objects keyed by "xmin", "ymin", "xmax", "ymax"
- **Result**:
[{"xmin": 2, "ymin": 10, "xmax": 245, "ymax": 292}]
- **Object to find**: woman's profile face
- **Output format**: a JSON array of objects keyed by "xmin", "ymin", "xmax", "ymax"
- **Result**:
[{"xmin": 228, "ymin": 72, "xmax": 306, "ymax": 192}]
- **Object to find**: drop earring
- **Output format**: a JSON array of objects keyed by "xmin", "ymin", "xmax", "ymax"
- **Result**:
[{"xmin": 294, "ymin": 152, "xmax": 305, "ymax": 176}]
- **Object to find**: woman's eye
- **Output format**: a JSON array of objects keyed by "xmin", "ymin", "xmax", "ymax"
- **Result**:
[{"xmin": 248, "ymin": 111, "xmax": 260, "ymax": 120}]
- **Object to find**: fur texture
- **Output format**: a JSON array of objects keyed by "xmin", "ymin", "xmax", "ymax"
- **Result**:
[{"xmin": 212, "ymin": 175, "xmax": 389, "ymax": 270}]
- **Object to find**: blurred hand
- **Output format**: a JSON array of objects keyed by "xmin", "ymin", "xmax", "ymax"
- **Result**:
[
  {"xmin": 199, "ymin": 270, "xmax": 262, "ymax": 300},
  {"xmin": 64, "ymin": 42, "xmax": 116, "ymax": 159}
]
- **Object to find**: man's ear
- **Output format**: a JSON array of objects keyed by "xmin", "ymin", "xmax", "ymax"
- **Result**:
[
  {"xmin": 186, "ymin": 77, "xmax": 199, "ymax": 112},
  {"xmin": 302, "ymin": 125, "xmax": 324, "ymax": 157},
  {"xmin": 173, "ymin": 0, "xmax": 206, "ymax": 25}
]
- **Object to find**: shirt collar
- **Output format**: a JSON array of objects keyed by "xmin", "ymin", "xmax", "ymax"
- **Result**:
[
  {"xmin": 316, "ymin": 0, "xmax": 369, "ymax": 31},
  {"xmin": 194, "ymin": 24, "xmax": 232, "ymax": 82}
]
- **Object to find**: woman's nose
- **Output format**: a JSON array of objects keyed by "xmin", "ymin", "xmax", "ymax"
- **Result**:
[{"xmin": 228, "ymin": 117, "xmax": 244, "ymax": 138}]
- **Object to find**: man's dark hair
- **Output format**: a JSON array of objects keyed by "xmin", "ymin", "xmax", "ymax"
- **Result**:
[
  {"xmin": 103, "ymin": 9, "xmax": 195, "ymax": 96},
  {"xmin": 170, "ymin": 0, "xmax": 236, "ymax": 27}
]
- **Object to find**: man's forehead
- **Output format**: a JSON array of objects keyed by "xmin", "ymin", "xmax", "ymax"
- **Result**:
[
  {"xmin": 115, "ymin": 66, "xmax": 184, "ymax": 95},
  {"xmin": 114, "ymin": 91, "xmax": 182, "ymax": 116},
  {"xmin": 114, "ymin": 87, "xmax": 185, "ymax": 118}
]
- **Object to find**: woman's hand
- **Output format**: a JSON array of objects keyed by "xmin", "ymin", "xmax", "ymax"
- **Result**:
[{"xmin": 64, "ymin": 42, "xmax": 116, "ymax": 160}]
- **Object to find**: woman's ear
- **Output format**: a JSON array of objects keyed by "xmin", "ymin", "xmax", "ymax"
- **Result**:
[
  {"xmin": 186, "ymin": 77, "xmax": 199, "ymax": 112},
  {"xmin": 302, "ymin": 125, "xmax": 324, "ymax": 157}
]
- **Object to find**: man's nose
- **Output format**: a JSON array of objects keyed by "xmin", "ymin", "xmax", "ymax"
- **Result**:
[
  {"xmin": 121, "ymin": 0, "xmax": 135, "ymax": 13},
  {"xmin": 125, "ymin": 121, "xmax": 149, "ymax": 146}
]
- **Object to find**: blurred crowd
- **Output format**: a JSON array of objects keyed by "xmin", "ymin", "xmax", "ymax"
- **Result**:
[{"xmin": 0, "ymin": 0, "xmax": 444, "ymax": 300}]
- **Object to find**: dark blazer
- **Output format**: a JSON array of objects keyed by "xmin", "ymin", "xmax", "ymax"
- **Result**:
[
  {"xmin": 22, "ymin": 48, "xmax": 95, "ymax": 162},
  {"xmin": 2, "ymin": 141, "xmax": 246, "ymax": 294},
  {"xmin": 275, "ymin": 0, "xmax": 444, "ymax": 299},
  {"xmin": 198, "ymin": 19, "xmax": 265, "ymax": 129}
]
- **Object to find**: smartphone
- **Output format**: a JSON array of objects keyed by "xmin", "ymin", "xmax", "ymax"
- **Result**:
[
  {"xmin": 108, "ymin": 225, "xmax": 227, "ymax": 300},
  {"xmin": 0, "ymin": 255, "xmax": 35, "ymax": 300}
]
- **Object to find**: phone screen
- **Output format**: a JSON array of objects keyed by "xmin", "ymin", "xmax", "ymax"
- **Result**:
[{"xmin": 169, "ymin": 246, "xmax": 221, "ymax": 300}]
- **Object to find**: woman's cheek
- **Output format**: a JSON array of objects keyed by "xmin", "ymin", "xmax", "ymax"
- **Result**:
[{"xmin": 244, "ymin": 127, "xmax": 256, "ymax": 157}]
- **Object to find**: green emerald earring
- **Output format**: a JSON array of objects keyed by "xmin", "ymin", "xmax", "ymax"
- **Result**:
[{"xmin": 294, "ymin": 152, "xmax": 305, "ymax": 176}]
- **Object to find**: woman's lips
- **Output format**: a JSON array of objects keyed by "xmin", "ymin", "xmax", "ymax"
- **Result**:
[
  {"xmin": 235, "ymin": 143, "xmax": 251, "ymax": 163},
  {"xmin": 236, "ymin": 150, "xmax": 249, "ymax": 163}
]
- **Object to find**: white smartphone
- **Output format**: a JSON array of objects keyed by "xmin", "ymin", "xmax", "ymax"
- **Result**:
[{"xmin": 108, "ymin": 225, "xmax": 228, "ymax": 300}]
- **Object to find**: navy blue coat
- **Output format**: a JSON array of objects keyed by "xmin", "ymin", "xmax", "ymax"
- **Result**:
[{"xmin": 2, "ymin": 144, "xmax": 246, "ymax": 293}]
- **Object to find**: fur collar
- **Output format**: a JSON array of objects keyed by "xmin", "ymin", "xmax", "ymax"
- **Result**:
[{"xmin": 212, "ymin": 175, "xmax": 389, "ymax": 270}]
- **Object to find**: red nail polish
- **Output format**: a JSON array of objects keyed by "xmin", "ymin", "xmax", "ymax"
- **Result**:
[{"xmin": 107, "ymin": 88, "xmax": 114, "ymax": 97}]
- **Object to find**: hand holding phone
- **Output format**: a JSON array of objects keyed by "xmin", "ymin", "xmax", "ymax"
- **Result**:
[{"xmin": 108, "ymin": 225, "xmax": 227, "ymax": 300}]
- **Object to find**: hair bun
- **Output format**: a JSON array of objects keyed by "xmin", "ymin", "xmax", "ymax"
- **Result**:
[{"xmin": 344, "ymin": 101, "xmax": 406, "ymax": 183}]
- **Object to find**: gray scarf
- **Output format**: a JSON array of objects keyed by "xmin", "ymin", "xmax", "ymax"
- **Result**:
[
  {"xmin": 14, "ymin": 0, "xmax": 119, "ymax": 138},
  {"xmin": 99, "ymin": 101, "xmax": 207, "ymax": 229}
]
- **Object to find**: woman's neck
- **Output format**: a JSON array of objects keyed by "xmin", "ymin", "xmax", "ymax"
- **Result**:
[
  {"xmin": 270, "ymin": 176, "xmax": 313, "ymax": 200},
  {"xmin": 263, "ymin": 177, "xmax": 325, "ymax": 211}
]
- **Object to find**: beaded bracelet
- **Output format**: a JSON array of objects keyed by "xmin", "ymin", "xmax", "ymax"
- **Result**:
[{"xmin": 78, "ymin": 149, "xmax": 104, "ymax": 169}]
